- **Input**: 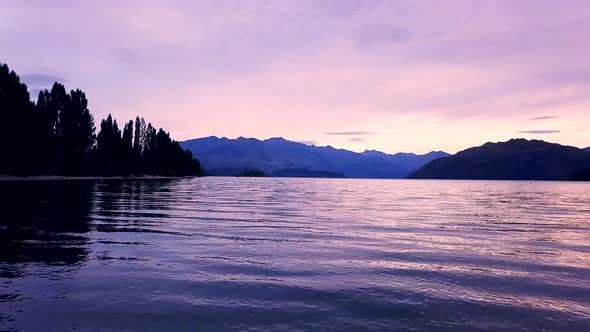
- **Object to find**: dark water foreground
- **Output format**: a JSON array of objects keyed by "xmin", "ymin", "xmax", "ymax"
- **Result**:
[{"xmin": 1, "ymin": 178, "xmax": 589, "ymax": 331}]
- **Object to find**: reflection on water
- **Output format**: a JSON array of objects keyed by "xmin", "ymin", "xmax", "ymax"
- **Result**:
[
  {"xmin": 0, "ymin": 182, "xmax": 93, "ymax": 269},
  {"xmin": 1, "ymin": 178, "xmax": 590, "ymax": 331}
]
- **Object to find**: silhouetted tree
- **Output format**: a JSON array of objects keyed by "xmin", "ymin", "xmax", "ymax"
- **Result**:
[
  {"xmin": 58, "ymin": 89, "xmax": 95, "ymax": 174},
  {"xmin": 121, "ymin": 120, "xmax": 134, "ymax": 174},
  {"xmin": 0, "ymin": 64, "xmax": 34, "ymax": 174},
  {"xmin": 95, "ymin": 114, "xmax": 122, "ymax": 175},
  {"xmin": 131, "ymin": 117, "xmax": 146, "ymax": 173},
  {"xmin": 0, "ymin": 62, "xmax": 201, "ymax": 177},
  {"xmin": 34, "ymin": 89, "xmax": 58, "ymax": 174},
  {"xmin": 133, "ymin": 116, "xmax": 142, "ymax": 152}
]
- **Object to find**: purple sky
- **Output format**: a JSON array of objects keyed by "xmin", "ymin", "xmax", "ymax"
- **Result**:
[{"xmin": 2, "ymin": 0, "xmax": 589, "ymax": 153}]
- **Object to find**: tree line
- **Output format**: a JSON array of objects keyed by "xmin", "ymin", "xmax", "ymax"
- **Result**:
[{"xmin": 0, "ymin": 63, "xmax": 201, "ymax": 176}]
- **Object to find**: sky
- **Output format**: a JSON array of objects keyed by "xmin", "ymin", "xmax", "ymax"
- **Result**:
[{"xmin": 1, "ymin": 0, "xmax": 589, "ymax": 154}]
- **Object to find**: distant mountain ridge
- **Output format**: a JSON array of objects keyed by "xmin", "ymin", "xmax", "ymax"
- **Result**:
[
  {"xmin": 362, "ymin": 150, "xmax": 449, "ymax": 174},
  {"xmin": 411, "ymin": 139, "xmax": 590, "ymax": 181},
  {"xmin": 180, "ymin": 136, "xmax": 448, "ymax": 178}
]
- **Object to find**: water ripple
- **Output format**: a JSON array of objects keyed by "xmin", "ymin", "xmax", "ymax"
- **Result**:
[{"xmin": 1, "ymin": 178, "xmax": 590, "ymax": 331}]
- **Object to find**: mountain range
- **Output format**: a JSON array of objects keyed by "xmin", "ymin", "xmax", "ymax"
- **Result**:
[
  {"xmin": 410, "ymin": 139, "xmax": 590, "ymax": 181},
  {"xmin": 180, "ymin": 136, "xmax": 448, "ymax": 178},
  {"xmin": 181, "ymin": 137, "xmax": 590, "ymax": 181}
]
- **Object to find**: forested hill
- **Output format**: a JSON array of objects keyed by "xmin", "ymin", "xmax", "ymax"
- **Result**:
[
  {"xmin": 410, "ymin": 139, "xmax": 590, "ymax": 180},
  {"xmin": 0, "ymin": 63, "xmax": 200, "ymax": 176}
]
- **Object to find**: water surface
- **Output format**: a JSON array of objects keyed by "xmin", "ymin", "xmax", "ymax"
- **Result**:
[{"xmin": 1, "ymin": 178, "xmax": 590, "ymax": 331}]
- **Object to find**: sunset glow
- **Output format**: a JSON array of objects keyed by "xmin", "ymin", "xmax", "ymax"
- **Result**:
[{"xmin": 2, "ymin": 0, "xmax": 589, "ymax": 153}]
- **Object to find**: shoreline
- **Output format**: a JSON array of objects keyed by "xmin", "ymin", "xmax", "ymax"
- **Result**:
[
  {"xmin": 0, "ymin": 175, "xmax": 183, "ymax": 182},
  {"xmin": 1, "ymin": 175, "xmax": 586, "ymax": 182}
]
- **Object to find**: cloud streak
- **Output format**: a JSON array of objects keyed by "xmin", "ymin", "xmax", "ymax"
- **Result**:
[
  {"xmin": 325, "ymin": 131, "xmax": 377, "ymax": 136},
  {"xmin": 518, "ymin": 130, "xmax": 561, "ymax": 134},
  {"xmin": 20, "ymin": 73, "xmax": 65, "ymax": 86},
  {"xmin": 529, "ymin": 116, "xmax": 559, "ymax": 121}
]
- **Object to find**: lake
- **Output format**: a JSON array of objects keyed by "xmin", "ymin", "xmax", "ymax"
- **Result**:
[{"xmin": 1, "ymin": 177, "xmax": 590, "ymax": 331}]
